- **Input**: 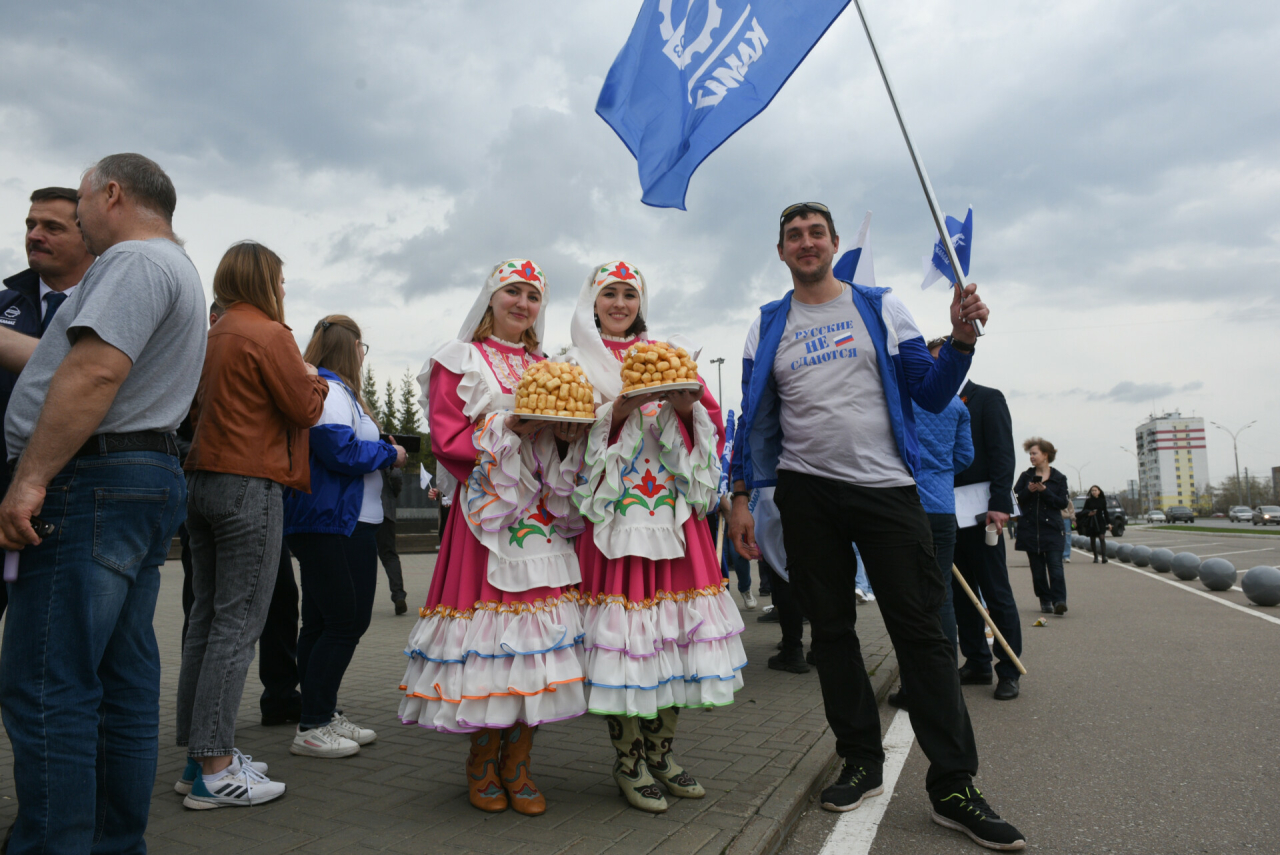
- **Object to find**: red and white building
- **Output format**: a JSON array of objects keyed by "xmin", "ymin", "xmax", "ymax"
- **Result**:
[{"xmin": 1135, "ymin": 412, "xmax": 1209, "ymax": 512}]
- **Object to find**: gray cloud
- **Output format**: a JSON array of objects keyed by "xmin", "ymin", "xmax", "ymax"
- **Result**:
[{"xmin": 1087, "ymin": 380, "xmax": 1204, "ymax": 404}]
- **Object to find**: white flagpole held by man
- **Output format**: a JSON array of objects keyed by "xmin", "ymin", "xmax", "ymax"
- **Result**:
[{"xmin": 851, "ymin": 0, "xmax": 984, "ymax": 337}]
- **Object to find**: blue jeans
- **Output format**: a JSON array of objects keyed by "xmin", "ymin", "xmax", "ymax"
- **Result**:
[
  {"xmin": 722, "ymin": 535, "xmax": 752, "ymax": 594},
  {"xmin": 0, "ymin": 450, "xmax": 186, "ymax": 854},
  {"xmin": 853, "ymin": 546, "xmax": 874, "ymax": 595},
  {"xmin": 1062, "ymin": 519, "xmax": 1072, "ymax": 558}
]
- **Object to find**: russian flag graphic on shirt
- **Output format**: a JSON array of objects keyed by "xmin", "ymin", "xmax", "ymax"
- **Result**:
[{"xmin": 833, "ymin": 333, "xmax": 855, "ymax": 347}]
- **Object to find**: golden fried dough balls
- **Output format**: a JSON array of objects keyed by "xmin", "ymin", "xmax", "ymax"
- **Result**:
[
  {"xmin": 619, "ymin": 342, "xmax": 699, "ymax": 394},
  {"xmin": 513, "ymin": 361, "xmax": 597, "ymax": 419}
]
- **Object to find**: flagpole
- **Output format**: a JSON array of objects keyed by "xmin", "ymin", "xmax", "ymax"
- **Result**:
[{"xmin": 851, "ymin": 0, "xmax": 984, "ymax": 337}]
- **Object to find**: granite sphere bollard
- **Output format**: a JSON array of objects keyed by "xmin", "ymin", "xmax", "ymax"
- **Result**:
[
  {"xmin": 1171, "ymin": 552, "xmax": 1201, "ymax": 581},
  {"xmin": 1150, "ymin": 548, "xmax": 1175, "ymax": 572},
  {"xmin": 1241, "ymin": 565, "xmax": 1280, "ymax": 606},
  {"xmin": 1106, "ymin": 540, "xmax": 1119, "ymax": 558},
  {"xmin": 1132, "ymin": 545, "xmax": 1152, "ymax": 567},
  {"xmin": 1198, "ymin": 558, "xmax": 1237, "ymax": 592},
  {"xmin": 1116, "ymin": 544, "xmax": 1134, "ymax": 563}
]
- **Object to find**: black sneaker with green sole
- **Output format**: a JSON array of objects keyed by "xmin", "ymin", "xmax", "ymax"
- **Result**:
[
  {"xmin": 819, "ymin": 762, "xmax": 883, "ymax": 812},
  {"xmin": 930, "ymin": 787, "xmax": 1026, "ymax": 850}
]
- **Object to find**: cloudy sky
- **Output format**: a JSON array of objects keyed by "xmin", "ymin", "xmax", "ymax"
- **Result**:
[{"xmin": 3, "ymin": 0, "xmax": 1278, "ymax": 497}]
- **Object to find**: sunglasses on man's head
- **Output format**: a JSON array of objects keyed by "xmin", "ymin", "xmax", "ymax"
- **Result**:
[{"xmin": 779, "ymin": 202, "xmax": 831, "ymax": 224}]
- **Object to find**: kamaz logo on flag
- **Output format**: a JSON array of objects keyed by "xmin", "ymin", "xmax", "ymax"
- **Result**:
[
  {"xmin": 658, "ymin": 1, "xmax": 769, "ymax": 109},
  {"xmin": 597, "ymin": 0, "xmax": 851, "ymax": 208}
]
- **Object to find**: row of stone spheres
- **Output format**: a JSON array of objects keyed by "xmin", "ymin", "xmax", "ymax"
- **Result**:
[{"xmin": 1069, "ymin": 534, "xmax": 1280, "ymax": 607}]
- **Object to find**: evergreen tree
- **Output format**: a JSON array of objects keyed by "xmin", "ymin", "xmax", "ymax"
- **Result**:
[
  {"xmin": 361, "ymin": 367, "xmax": 380, "ymax": 419},
  {"xmin": 382, "ymin": 378, "xmax": 397, "ymax": 430},
  {"xmin": 397, "ymin": 369, "xmax": 423, "ymax": 435}
]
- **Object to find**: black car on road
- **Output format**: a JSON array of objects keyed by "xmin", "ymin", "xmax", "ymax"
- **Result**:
[{"xmin": 1165, "ymin": 505, "xmax": 1195, "ymax": 523}]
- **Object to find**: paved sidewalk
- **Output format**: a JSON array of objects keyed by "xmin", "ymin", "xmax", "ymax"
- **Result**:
[{"xmin": 0, "ymin": 554, "xmax": 896, "ymax": 855}]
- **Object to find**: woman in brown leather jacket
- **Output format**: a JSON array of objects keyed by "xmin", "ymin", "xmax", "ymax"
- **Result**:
[{"xmin": 174, "ymin": 241, "xmax": 329, "ymax": 809}]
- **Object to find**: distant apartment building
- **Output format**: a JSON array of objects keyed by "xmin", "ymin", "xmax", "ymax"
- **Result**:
[{"xmin": 1135, "ymin": 411, "xmax": 1209, "ymax": 511}]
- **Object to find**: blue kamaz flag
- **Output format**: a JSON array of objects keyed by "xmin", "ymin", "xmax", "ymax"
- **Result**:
[
  {"xmin": 920, "ymin": 206, "xmax": 972, "ymax": 290},
  {"xmin": 598, "ymin": 0, "xmax": 851, "ymax": 209}
]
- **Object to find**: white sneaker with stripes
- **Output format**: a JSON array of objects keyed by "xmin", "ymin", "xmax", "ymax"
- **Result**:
[
  {"xmin": 328, "ymin": 712, "xmax": 377, "ymax": 745},
  {"xmin": 182, "ymin": 751, "xmax": 285, "ymax": 809}
]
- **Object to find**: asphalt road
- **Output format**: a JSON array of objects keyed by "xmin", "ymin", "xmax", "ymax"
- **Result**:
[{"xmin": 780, "ymin": 540, "xmax": 1280, "ymax": 855}]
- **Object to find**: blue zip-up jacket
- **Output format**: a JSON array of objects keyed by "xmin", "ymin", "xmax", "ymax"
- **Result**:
[
  {"xmin": 911, "ymin": 397, "xmax": 974, "ymax": 514},
  {"xmin": 730, "ymin": 280, "xmax": 972, "ymax": 488},
  {"xmin": 284, "ymin": 368, "xmax": 398, "ymax": 536}
]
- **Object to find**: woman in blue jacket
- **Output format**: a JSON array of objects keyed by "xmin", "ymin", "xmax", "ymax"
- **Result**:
[{"xmin": 284, "ymin": 315, "xmax": 406, "ymax": 758}]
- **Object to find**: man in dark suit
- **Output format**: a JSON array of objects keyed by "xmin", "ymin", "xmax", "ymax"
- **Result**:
[
  {"xmin": 953, "ymin": 379, "xmax": 1024, "ymax": 700},
  {"xmin": 0, "ymin": 187, "xmax": 95, "ymax": 618}
]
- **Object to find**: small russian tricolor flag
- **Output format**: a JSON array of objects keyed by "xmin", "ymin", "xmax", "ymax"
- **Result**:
[{"xmin": 833, "ymin": 333, "xmax": 855, "ymax": 347}]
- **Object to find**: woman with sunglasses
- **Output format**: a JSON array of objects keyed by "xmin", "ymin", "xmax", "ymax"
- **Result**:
[
  {"xmin": 398, "ymin": 260, "xmax": 587, "ymax": 816},
  {"xmin": 567, "ymin": 261, "xmax": 743, "ymax": 813},
  {"xmin": 284, "ymin": 315, "xmax": 406, "ymax": 758}
]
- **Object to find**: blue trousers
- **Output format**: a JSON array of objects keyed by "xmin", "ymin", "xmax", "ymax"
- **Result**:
[{"xmin": 0, "ymin": 450, "xmax": 186, "ymax": 854}]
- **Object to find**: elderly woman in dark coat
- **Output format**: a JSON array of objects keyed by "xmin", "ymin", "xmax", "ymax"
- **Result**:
[{"xmin": 1014, "ymin": 437, "xmax": 1071, "ymax": 616}]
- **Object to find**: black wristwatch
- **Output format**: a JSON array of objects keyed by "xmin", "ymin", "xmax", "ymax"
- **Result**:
[{"xmin": 947, "ymin": 335, "xmax": 975, "ymax": 354}]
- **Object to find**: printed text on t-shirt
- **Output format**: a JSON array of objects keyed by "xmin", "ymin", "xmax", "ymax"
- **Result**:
[{"xmin": 788, "ymin": 320, "xmax": 856, "ymax": 370}]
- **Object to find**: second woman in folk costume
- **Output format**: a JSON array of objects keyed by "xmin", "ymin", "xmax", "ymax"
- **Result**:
[
  {"xmin": 398, "ymin": 260, "xmax": 588, "ymax": 816},
  {"xmin": 568, "ymin": 261, "xmax": 746, "ymax": 813}
]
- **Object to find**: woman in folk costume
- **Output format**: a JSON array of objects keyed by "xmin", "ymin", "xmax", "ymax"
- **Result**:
[
  {"xmin": 398, "ymin": 259, "xmax": 588, "ymax": 816},
  {"xmin": 568, "ymin": 261, "xmax": 746, "ymax": 813}
]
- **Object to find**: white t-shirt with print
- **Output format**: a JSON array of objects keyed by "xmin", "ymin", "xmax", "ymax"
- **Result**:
[{"xmin": 770, "ymin": 286, "xmax": 914, "ymax": 488}]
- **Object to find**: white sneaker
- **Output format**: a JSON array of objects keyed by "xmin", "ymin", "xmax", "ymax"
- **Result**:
[
  {"xmin": 290, "ymin": 724, "xmax": 361, "ymax": 758},
  {"xmin": 182, "ymin": 751, "xmax": 285, "ymax": 809},
  {"xmin": 740, "ymin": 590, "xmax": 758, "ymax": 610},
  {"xmin": 329, "ymin": 711, "xmax": 377, "ymax": 745},
  {"xmin": 174, "ymin": 752, "xmax": 268, "ymax": 795},
  {"xmin": 855, "ymin": 588, "xmax": 868, "ymax": 604}
]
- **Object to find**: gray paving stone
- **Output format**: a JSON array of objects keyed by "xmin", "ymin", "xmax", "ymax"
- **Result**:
[{"xmin": 0, "ymin": 552, "xmax": 896, "ymax": 854}]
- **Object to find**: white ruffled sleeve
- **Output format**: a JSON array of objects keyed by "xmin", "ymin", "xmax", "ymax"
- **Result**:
[
  {"xmin": 529, "ymin": 428, "xmax": 586, "ymax": 539},
  {"xmin": 656, "ymin": 402, "xmax": 721, "ymax": 518},
  {"xmin": 465, "ymin": 412, "xmax": 540, "ymax": 533},
  {"xmin": 572, "ymin": 401, "xmax": 643, "ymax": 527}
]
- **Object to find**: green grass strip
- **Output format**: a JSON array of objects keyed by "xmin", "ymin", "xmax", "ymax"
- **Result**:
[{"xmin": 1145, "ymin": 524, "xmax": 1280, "ymax": 536}]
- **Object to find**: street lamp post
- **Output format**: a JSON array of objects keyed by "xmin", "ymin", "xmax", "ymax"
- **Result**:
[
  {"xmin": 1210, "ymin": 420, "xmax": 1255, "ymax": 506},
  {"xmin": 1120, "ymin": 446, "xmax": 1143, "ymax": 512},
  {"xmin": 1065, "ymin": 462, "xmax": 1090, "ymax": 496},
  {"xmin": 709, "ymin": 357, "xmax": 725, "ymax": 406}
]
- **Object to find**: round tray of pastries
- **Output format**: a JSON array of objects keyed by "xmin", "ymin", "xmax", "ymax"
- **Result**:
[
  {"xmin": 513, "ymin": 361, "xmax": 597, "ymax": 422},
  {"xmin": 619, "ymin": 342, "xmax": 702, "ymax": 398}
]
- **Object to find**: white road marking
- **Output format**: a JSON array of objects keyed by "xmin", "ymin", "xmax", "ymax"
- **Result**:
[
  {"xmin": 1089, "ymin": 552, "xmax": 1280, "ymax": 627},
  {"xmin": 1133, "ymin": 541, "xmax": 1224, "ymax": 550},
  {"xmin": 1196, "ymin": 548, "xmax": 1276, "ymax": 558},
  {"xmin": 817, "ymin": 709, "xmax": 916, "ymax": 855}
]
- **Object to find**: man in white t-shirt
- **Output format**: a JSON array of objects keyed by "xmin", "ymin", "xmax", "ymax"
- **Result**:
[{"xmin": 728, "ymin": 204, "xmax": 1026, "ymax": 851}]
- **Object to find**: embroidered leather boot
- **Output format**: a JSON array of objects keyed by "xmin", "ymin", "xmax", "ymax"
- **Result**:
[
  {"xmin": 606, "ymin": 715, "xmax": 668, "ymax": 813},
  {"xmin": 641, "ymin": 707, "xmax": 705, "ymax": 798},
  {"xmin": 466, "ymin": 728, "xmax": 508, "ymax": 812},
  {"xmin": 499, "ymin": 724, "xmax": 546, "ymax": 816}
]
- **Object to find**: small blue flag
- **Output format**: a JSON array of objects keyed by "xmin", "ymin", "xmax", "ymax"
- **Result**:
[
  {"xmin": 920, "ymin": 206, "xmax": 972, "ymax": 290},
  {"xmin": 719, "ymin": 408, "xmax": 736, "ymax": 494},
  {"xmin": 597, "ymin": 0, "xmax": 851, "ymax": 209}
]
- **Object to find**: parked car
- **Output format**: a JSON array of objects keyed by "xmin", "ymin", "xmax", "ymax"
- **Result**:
[
  {"xmin": 1146, "ymin": 510, "xmax": 1167, "ymax": 523},
  {"xmin": 1107, "ymin": 497, "xmax": 1127, "ymax": 535},
  {"xmin": 1165, "ymin": 506, "xmax": 1195, "ymax": 523},
  {"xmin": 1229, "ymin": 506, "xmax": 1253, "ymax": 522},
  {"xmin": 1251, "ymin": 505, "xmax": 1280, "ymax": 526}
]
